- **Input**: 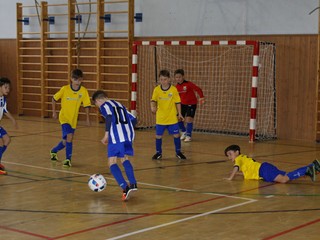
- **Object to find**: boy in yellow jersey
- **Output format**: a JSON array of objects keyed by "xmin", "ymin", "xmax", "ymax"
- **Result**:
[
  {"xmin": 224, "ymin": 145, "xmax": 320, "ymax": 183},
  {"xmin": 50, "ymin": 69, "xmax": 91, "ymax": 167},
  {"xmin": 151, "ymin": 69, "xmax": 186, "ymax": 160}
]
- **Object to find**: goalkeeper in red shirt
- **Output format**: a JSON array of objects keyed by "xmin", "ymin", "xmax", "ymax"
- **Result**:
[{"xmin": 174, "ymin": 69, "xmax": 204, "ymax": 142}]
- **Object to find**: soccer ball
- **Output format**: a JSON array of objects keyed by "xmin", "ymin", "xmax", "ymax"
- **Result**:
[{"xmin": 88, "ymin": 174, "xmax": 107, "ymax": 192}]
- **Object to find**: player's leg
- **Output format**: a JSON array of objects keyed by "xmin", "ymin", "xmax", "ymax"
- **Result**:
[
  {"xmin": 169, "ymin": 123, "xmax": 186, "ymax": 160},
  {"xmin": 109, "ymin": 157, "xmax": 129, "ymax": 197},
  {"xmin": 179, "ymin": 104, "xmax": 187, "ymax": 140},
  {"xmin": 152, "ymin": 125, "xmax": 165, "ymax": 160},
  {"xmin": 108, "ymin": 143, "xmax": 133, "ymax": 201},
  {"xmin": 287, "ymin": 164, "xmax": 316, "ymax": 182},
  {"xmin": 62, "ymin": 124, "xmax": 75, "ymax": 167},
  {"xmin": 120, "ymin": 152, "xmax": 138, "ymax": 201},
  {"xmin": 121, "ymin": 142, "xmax": 137, "ymax": 189},
  {"xmin": 273, "ymin": 174, "xmax": 290, "ymax": 183},
  {"xmin": 0, "ymin": 129, "xmax": 7, "ymax": 175},
  {"xmin": 184, "ymin": 105, "xmax": 197, "ymax": 142},
  {"xmin": 50, "ymin": 124, "xmax": 66, "ymax": 161},
  {"xmin": 1, "ymin": 130, "xmax": 10, "ymax": 156}
]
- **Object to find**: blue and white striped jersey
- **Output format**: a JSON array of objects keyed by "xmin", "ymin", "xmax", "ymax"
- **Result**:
[
  {"xmin": 99, "ymin": 100, "xmax": 136, "ymax": 144},
  {"xmin": 0, "ymin": 96, "xmax": 8, "ymax": 121}
]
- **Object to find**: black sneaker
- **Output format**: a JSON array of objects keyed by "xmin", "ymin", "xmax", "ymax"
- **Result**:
[
  {"xmin": 313, "ymin": 159, "xmax": 320, "ymax": 172},
  {"xmin": 152, "ymin": 153, "xmax": 162, "ymax": 160},
  {"xmin": 122, "ymin": 185, "xmax": 136, "ymax": 201},
  {"xmin": 176, "ymin": 152, "xmax": 186, "ymax": 160},
  {"xmin": 305, "ymin": 165, "xmax": 316, "ymax": 182},
  {"xmin": 130, "ymin": 183, "xmax": 138, "ymax": 190}
]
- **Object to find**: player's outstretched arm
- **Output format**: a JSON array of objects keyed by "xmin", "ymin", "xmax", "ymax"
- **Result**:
[{"xmin": 223, "ymin": 166, "xmax": 239, "ymax": 181}]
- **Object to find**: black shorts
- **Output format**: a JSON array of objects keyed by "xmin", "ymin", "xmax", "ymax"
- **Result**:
[{"xmin": 181, "ymin": 104, "xmax": 197, "ymax": 118}]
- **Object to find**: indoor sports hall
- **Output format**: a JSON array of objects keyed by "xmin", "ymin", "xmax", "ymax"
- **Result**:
[{"xmin": 1, "ymin": 0, "xmax": 320, "ymax": 239}]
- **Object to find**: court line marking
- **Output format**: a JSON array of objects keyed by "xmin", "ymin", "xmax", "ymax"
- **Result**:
[
  {"xmin": 3, "ymin": 160, "xmax": 258, "ymax": 239},
  {"xmin": 4, "ymin": 161, "xmax": 256, "ymax": 202},
  {"xmin": 107, "ymin": 199, "xmax": 257, "ymax": 240},
  {"xmin": 262, "ymin": 218, "xmax": 320, "ymax": 240}
]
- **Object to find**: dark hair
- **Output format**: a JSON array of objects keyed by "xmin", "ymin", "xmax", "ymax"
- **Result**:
[
  {"xmin": 174, "ymin": 69, "xmax": 184, "ymax": 76},
  {"xmin": 92, "ymin": 90, "xmax": 107, "ymax": 102},
  {"xmin": 0, "ymin": 77, "xmax": 11, "ymax": 86},
  {"xmin": 71, "ymin": 69, "xmax": 83, "ymax": 79},
  {"xmin": 224, "ymin": 145, "xmax": 241, "ymax": 156},
  {"xmin": 159, "ymin": 69, "xmax": 170, "ymax": 78}
]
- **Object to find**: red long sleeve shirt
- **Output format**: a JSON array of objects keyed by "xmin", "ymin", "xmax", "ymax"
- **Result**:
[{"xmin": 176, "ymin": 80, "xmax": 204, "ymax": 105}]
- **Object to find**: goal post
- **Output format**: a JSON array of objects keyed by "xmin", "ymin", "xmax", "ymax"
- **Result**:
[{"xmin": 131, "ymin": 40, "xmax": 276, "ymax": 141}]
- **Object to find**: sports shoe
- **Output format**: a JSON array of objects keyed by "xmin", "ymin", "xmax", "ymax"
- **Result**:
[
  {"xmin": 176, "ymin": 152, "xmax": 187, "ymax": 160},
  {"xmin": 63, "ymin": 159, "xmax": 72, "ymax": 168},
  {"xmin": 0, "ymin": 164, "xmax": 7, "ymax": 175},
  {"xmin": 152, "ymin": 152, "xmax": 162, "ymax": 160},
  {"xmin": 130, "ymin": 183, "xmax": 138, "ymax": 190},
  {"xmin": 0, "ymin": 163, "xmax": 5, "ymax": 170},
  {"xmin": 180, "ymin": 132, "xmax": 186, "ymax": 140},
  {"xmin": 305, "ymin": 165, "xmax": 316, "ymax": 182},
  {"xmin": 313, "ymin": 159, "xmax": 320, "ymax": 172},
  {"xmin": 122, "ymin": 185, "xmax": 136, "ymax": 201},
  {"xmin": 50, "ymin": 151, "xmax": 58, "ymax": 161},
  {"xmin": 184, "ymin": 136, "xmax": 192, "ymax": 142}
]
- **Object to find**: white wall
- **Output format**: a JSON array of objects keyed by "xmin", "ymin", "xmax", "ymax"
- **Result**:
[
  {"xmin": 136, "ymin": 0, "xmax": 319, "ymax": 36},
  {"xmin": 1, "ymin": 0, "xmax": 319, "ymax": 39}
]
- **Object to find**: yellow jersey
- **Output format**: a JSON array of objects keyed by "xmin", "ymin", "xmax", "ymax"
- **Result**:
[
  {"xmin": 151, "ymin": 85, "xmax": 181, "ymax": 125},
  {"xmin": 234, "ymin": 154, "xmax": 262, "ymax": 180},
  {"xmin": 53, "ymin": 84, "xmax": 91, "ymax": 128}
]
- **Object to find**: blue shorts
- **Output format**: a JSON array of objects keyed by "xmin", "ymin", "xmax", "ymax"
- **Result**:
[
  {"xmin": 259, "ymin": 162, "xmax": 286, "ymax": 182},
  {"xmin": 108, "ymin": 141, "xmax": 134, "ymax": 158},
  {"xmin": 0, "ymin": 127, "xmax": 7, "ymax": 138},
  {"xmin": 156, "ymin": 123, "xmax": 180, "ymax": 135},
  {"xmin": 61, "ymin": 124, "xmax": 75, "ymax": 140}
]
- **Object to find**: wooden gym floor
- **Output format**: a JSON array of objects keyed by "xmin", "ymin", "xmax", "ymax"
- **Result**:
[{"xmin": 0, "ymin": 116, "xmax": 320, "ymax": 240}]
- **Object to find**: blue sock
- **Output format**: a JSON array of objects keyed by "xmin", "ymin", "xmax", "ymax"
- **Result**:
[
  {"xmin": 287, "ymin": 165, "xmax": 311, "ymax": 180},
  {"xmin": 52, "ymin": 141, "xmax": 65, "ymax": 153},
  {"xmin": 122, "ymin": 160, "xmax": 136, "ymax": 184},
  {"xmin": 156, "ymin": 138, "xmax": 162, "ymax": 153},
  {"xmin": 110, "ymin": 164, "xmax": 127, "ymax": 190},
  {"xmin": 179, "ymin": 121, "xmax": 186, "ymax": 132},
  {"xmin": 66, "ymin": 142, "xmax": 72, "ymax": 160},
  {"xmin": 186, "ymin": 122, "xmax": 193, "ymax": 137},
  {"xmin": 174, "ymin": 137, "xmax": 181, "ymax": 153},
  {"xmin": 0, "ymin": 145, "xmax": 7, "ymax": 160}
]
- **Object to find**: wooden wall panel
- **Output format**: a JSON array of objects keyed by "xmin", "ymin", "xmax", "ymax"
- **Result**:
[
  {"xmin": 0, "ymin": 39, "xmax": 17, "ymax": 115},
  {"xmin": 0, "ymin": 34, "xmax": 318, "ymax": 141}
]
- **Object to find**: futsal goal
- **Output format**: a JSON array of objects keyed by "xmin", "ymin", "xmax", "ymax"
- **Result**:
[{"xmin": 131, "ymin": 40, "xmax": 276, "ymax": 141}]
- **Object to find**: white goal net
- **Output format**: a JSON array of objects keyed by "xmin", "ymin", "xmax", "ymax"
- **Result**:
[{"xmin": 132, "ymin": 41, "xmax": 276, "ymax": 141}]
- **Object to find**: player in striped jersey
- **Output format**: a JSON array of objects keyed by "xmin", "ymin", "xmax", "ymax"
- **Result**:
[
  {"xmin": 0, "ymin": 77, "xmax": 18, "ymax": 175},
  {"xmin": 92, "ymin": 90, "xmax": 138, "ymax": 201}
]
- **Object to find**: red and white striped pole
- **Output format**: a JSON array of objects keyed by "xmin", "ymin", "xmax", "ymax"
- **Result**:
[
  {"xmin": 249, "ymin": 41, "xmax": 260, "ymax": 142},
  {"xmin": 131, "ymin": 43, "xmax": 138, "ymax": 116}
]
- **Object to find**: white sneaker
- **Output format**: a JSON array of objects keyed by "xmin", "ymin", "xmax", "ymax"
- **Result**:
[
  {"xmin": 180, "ymin": 132, "xmax": 186, "ymax": 140},
  {"xmin": 184, "ymin": 136, "xmax": 192, "ymax": 142}
]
